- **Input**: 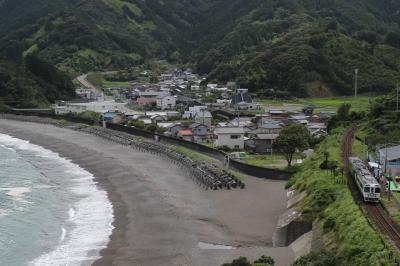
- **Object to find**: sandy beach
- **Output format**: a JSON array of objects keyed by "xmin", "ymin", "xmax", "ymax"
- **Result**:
[{"xmin": 0, "ymin": 119, "xmax": 294, "ymax": 266}]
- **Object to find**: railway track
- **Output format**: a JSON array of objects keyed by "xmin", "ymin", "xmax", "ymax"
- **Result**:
[{"xmin": 342, "ymin": 126, "xmax": 400, "ymax": 249}]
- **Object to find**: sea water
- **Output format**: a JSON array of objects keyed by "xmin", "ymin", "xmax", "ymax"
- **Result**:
[{"xmin": 0, "ymin": 133, "xmax": 114, "ymax": 266}]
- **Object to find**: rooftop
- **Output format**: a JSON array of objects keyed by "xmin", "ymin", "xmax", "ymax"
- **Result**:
[{"xmin": 215, "ymin": 127, "xmax": 245, "ymax": 134}]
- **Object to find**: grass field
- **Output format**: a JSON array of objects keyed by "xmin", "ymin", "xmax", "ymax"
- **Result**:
[
  {"xmin": 301, "ymin": 96, "xmax": 374, "ymax": 111},
  {"xmin": 243, "ymin": 154, "xmax": 299, "ymax": 169},
  {"xmin": 102, "ymin": 80, "xmax": 133, "ymax": 88},
  {"xmin": 257, "ymin": 96, "xmax": 374, "ymax": 112}
]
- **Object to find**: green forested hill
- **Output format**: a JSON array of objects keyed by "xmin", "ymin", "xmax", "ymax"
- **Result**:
[{"xmin": 1, "ymin": 0, "xmax": 400, "ymax": 104}]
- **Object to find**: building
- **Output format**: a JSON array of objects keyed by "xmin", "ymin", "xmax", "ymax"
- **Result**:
[
  {"xmin": 245, "ymin": 122, "xmax": 282, "ymax": 153},
  {"xmin": 190, "ymin": 123, "xmax": 212, "ymax": 143},
  {"xmin": 214, "ymin": 127, "xmax": 245, "ymax": 150},
  {"xmin": 53, "ymin": 101, "xmax": 127, "ymax": 114},
  {"xmin": 163, "ymin": 123, "xmax": 184, "ymax": 137},
  {"xmin": 307, "ymin": 123, "xmax": 328, "ymax": 137},
  {"xmin": 183, "ymin": 106, "xmax": 207, "ymax": 119},
  {"xmin": 379, "ymin": 145, "xmax": 400, "ymax": 176},
  {"xmin": 156, "ymin": 95, "xmax": 176, "ymax": 110},
  {"xmin": 136, "ymin": 97, "xmax": 157, "ymax": 106},
  {"xmin": 177, "ymin": 129, "xmax": 194, "ymax": 142},
  {"xmin": 194, "ymin": 111, "xmax": 213, "ymax": 127}
]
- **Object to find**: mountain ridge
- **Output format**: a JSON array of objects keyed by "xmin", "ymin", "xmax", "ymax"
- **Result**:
[{"xmin": 1, "ymin": 0, "xmax": 400, "ymax": 106}]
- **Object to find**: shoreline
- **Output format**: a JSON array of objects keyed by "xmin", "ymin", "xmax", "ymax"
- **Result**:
[{"xmin": 0, "ymin": 118, "xmax": 295, "ymax": 266}]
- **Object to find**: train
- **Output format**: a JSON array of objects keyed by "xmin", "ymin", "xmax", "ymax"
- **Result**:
[{"xmin": 349, "ymin": 157, "xmax": 381, "ymax": 202}]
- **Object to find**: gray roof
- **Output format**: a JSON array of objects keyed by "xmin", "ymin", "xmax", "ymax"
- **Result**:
[
  {"xmin": 249, "ymin": 133, "xmax": 279, "ymax": 140},
  {"xmin": 155, "ymin": 93, "xmax": 172, "ymax": 99},
  {"xmin": 215, "ymin": 127, "xmax": 245, "ymax": 134},
  {"xmin": 194, "ymin": 111, "xmax": 212, "ymax": 118},
  {"xmin": 379, "ymin": 145, "xmax": 400, "ymax": 161},
  {"xmin": 259, "ymin": 122, "xmax": 282, "ymax": 129}
]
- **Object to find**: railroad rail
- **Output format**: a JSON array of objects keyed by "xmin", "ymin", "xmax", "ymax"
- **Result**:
[{"xmin": 342, "ymin": 126, "xmax": 400, "ymax": 248}]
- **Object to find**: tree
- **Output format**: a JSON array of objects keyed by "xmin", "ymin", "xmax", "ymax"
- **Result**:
[
  {"xmin": 337, "ymin": 103, "xmax": 351, "ymax": 121},
  {"xmin": 273, "ymin": 124, "xmax": 311, "ymax": 166},
  {"xmin": 221, "ymin": 257, "xmax": 251, "ymax": 266}
]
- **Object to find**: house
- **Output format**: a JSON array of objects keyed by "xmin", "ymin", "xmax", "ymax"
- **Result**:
[
  {"xmin": 166, "ymin": 111, "xmax": 181, "ymax": 120},
  {"xmin": 268, "ymin": 109, "xmax": 287, "ymax": 117},
  {"xmin": 150, "ymin": 115, "xmax": 167, "ymax": 124},
  {"xmin": 190, "ymin": 123, "xmax": 212, "ymax": 143},
  {"xmin": 315, "ymin": 112, "xmax": 336, "ymax": 122},
  {"xmin": 156, "ymin": 95, "xmax": 176, "ymax": 110},
  {"xmin": 379, "ymin": 145, "xmax": 400, "ymax": 176},
  {"xmin": 230, "ymin": 117, "xmax": 254, "ymax": 127},
  {"xmin": 245, "ymin": 122, "xmax": 282, "ymax": 153},
  {"xmin": 307, "ymin": 123, "xmax": 328, "ymax": 137},
  {"xmin": 102, "ymin": 111, "xmax": 119, "ymax": 121},
  {"xmin": 177, "ymin": 129, "xmax": 194, "ymax": 142},
  {"xmin": 302, "ymin": 106, "xmax": 315, "ymax": 115},
  {"xmin": 214, "ymin": 127, "xmax": 245, "ymax": 150},
  {"xmin": 136, "ymin": 97, "xmax": 157, "ymax": 106},
  {"xmin": 289, "ymin": 114, "xmax": 310, "ymax": 125},
  {"xmin": 194, "ymin": 111, "xmax": 213, "ymax": 127},
  {"xmin": 183, "ymin": 106, "xmax": 207, "ymax": 119},
  {"xmin": 163, "ymin": 123, "xmax": 184, "ymax": 137}
]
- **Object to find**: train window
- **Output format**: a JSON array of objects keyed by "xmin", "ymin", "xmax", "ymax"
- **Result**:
[
  {"xmin": 364, "ymin": 187, "xmax": 370, "ymax": 193},
  {"xmin": 375, "ymin": 187, "xmax": 381, "ymax": 194}
]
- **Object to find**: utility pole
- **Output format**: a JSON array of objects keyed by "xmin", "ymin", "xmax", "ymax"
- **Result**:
[
  {"xmin": 354, "ymin": 69, "xmax": 359, "ymax": 112},
  {"xmin": 234, "ymin": 82, "xmax": 240, "ymax": 126},
  {"xmin": 396, "ymin": 83, "xmax": 399, "ymax": 112}
]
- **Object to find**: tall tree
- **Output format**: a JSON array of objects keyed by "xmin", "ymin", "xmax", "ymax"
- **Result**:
[{"xmin": 273, "ymin": 124, "xmax": 310, "ymax": 166}]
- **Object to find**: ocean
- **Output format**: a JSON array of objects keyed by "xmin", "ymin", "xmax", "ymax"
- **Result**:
[{"xmin": 0, "ymin": 133, "xmax": 114, "ymax": 266}]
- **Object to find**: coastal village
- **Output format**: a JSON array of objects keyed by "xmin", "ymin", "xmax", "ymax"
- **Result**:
[
  {"xmin": 52, "ymin": 69, "xmax": 336, "ymax": 168},
  {"xmin": 51, "ymin": 67, "xmax": 400, "ymax": 182}
]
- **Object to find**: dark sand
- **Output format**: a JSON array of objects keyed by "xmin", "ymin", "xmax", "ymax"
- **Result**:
[{"xmin": 0, "ymin": 119, "xmax": 294, "ymax": 266}]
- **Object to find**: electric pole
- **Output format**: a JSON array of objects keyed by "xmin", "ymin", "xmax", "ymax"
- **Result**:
[
  {"xmin": 396, "ymin": 83, "xmax": 399, "ymax": 112},
  {"xmin": 354, "ymin": 69, "xmax": 359, "ymax": 111}
]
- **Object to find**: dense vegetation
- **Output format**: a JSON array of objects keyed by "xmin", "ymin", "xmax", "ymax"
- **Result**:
[
  {"xmin": 1, "ymin": 0, "xmax": 399, "ymax": 99},
  {"xmin": 0, "ymin": 54, "xmax": 75, "ymax": 108}
]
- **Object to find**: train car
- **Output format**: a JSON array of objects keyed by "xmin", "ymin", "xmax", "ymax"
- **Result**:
[{"xmin": 349, "ymin": 157, "xmax": 381, "ymax": 202}]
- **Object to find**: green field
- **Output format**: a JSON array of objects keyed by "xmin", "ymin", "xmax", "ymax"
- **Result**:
[
  {"xmin": 243, "ymin": 154, "xmax": 301, "ymax": 169},
  {"xmin": 102, "ymin": 80, "xmax": 133, "ymax": 88},
  {"xmin": 302, "ymin": 96, "xmax": 374, "ymax": 111},
  {"xmin": 257, "ymin": 96, "xmax": 375, "ymax": 112}
]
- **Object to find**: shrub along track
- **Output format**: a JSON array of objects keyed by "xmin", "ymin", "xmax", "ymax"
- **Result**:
[{"xmin": 342, "ymin": 126, "xmax": 400, "ymax": 249}]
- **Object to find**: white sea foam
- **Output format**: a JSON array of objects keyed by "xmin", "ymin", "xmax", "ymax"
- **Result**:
[
  {"xmin": 0, "ymin": 187, "xmax": 31, "ymax": 203},
  {"xmin": 60, "ymin": 228, "xmax": 67, "ymax": 242},
  {"xmin": 0, "ymin": 133, "xmax": 114, "ymax": 266}
]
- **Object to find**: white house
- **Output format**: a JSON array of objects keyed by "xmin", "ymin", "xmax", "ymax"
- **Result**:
[
  {"xmin": 156, "ymin": 95, "xmax": 176, "ymax": 110},
  {"xmin": 183, "ymin": 106, "xmax": 207, "ymax": 119},
  {"xmin": 214, "ymin": 127, "xmax": 245, "ymax": 150}
]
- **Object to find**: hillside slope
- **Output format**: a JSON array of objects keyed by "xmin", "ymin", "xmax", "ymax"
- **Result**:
[{"xmin": 0, "ymin": 0, "xmax": 400, "ymax": 99}]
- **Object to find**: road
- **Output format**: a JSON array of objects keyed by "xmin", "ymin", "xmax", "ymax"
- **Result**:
[{"xmin": 76, "ymin": 74, "xmax": 102, "ymax": 94}]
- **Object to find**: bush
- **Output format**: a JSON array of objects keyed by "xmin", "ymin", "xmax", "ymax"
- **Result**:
[
  {"xmin": 294, "ymin": 250, "xmax": 343, "ymax": 266},
  {"xmin": 222, "ymin": 257, "xmax": 252, "ymax": 266},
  {"xmin": 254, "ymin": 255, "xmax": 274, "ymax": 265},
  {"xmin": 323, "ymin": 217, "xmax": 336, "ymax": 233}
]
